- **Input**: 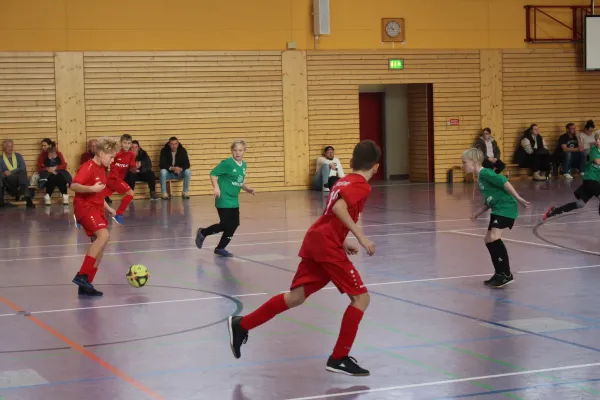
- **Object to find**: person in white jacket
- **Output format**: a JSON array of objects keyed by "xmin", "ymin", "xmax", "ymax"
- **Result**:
[{"xmin": 313, "ymin": 146, "xmax": 345, "ymax": 192}]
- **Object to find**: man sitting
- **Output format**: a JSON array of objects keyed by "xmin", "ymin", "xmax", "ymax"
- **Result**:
[
  {"xmin": 0, "ymin": 139, "xmax": 34, "ymax": 208},
  {"xmin": 159, "ymin": 136, "xmax": 191, "ymax": 199},
  {"xmin": 553, "ymin": 123, "xmax": 582, "ymax": 179},
  {"xmin": 125, "ymin": 140, "xmax": 159, "ymax": 200},
  {"xmin": 79, "ymin": 139, "xmax": 97, "ymax": 168},
  {"xmin": 312, "ymin": 145, "xmax": 344, "ymax": 192}
]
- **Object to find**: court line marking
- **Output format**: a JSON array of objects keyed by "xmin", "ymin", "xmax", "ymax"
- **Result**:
[
  {"xmin": 0, "ymin": 294, "xmax": 164, "ymax": 400},
  {"xmin": 0, "ymin": 292, "xmax": 267, "ymax": 318},
  {"xmin": 0, "ymin": 217, "xmax": 587, "ymax": 263},
  {"xmin": 2, "ymin": 263, "xmax": 599, "ymax": 318},
  {"xmin": 283, "ymin": 361, "xmax": 600, "ymax": 400},
  {"xmin": 447, "ymin": 230, "xmax": 600, "ymax": 255},
  {"xmin": 0, "ymin": 213, "xmax": 556, "ymax": 251}
]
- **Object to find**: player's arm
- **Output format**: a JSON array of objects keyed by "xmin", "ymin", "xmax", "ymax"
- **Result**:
[
  {"xmin": 471, "ymin": 204, "xmax": 490, "ymax": 221},
  {"xmin": 503, "ymin": 181, "xmax": 530, "ymax": 208},
  {"xmin": 71, "ymin": 182, "xmax": 105, "ymax": 193},
  {"xmin": 241, "ymin": 183, "xmax": 255, "ymax": 195},
  {"xmin": 104, "ymin": 200, "xmax": 116, "ymax": 216},
  {"xmin": 332, "ymin": 198, "xmax": 375, "ymax": 255}
]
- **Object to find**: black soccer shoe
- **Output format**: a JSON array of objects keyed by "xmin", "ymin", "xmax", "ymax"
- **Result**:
[
  {"xmin": 542, "ymin": 206, "xmax": 556, "ymax": 221},
  {"xmin": 72, "ymin": 273, "xmax": 94, "ymax": 291},
  {"xmin": 195, "ymin": 228, "xmax": 206, "ymax": 249},
  {"xmin": 326, "ymin": 356, "xmax": 370, "ymax": 376},
  {"xmin": 488, "ymin": 273, "xmax": 514, "ymax": 288},
  {"xmin": 484, "ymin": 274, "xmax": 498, "ymax": 286},
  {"xmin": 78, "ymin": 286, "xmax": 103, "ymax": 296},
  {"xmin": 227, "ymin": 316, "xmax": 248, "ymax": 359}
]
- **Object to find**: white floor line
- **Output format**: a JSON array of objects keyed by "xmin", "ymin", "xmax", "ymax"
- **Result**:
[
  {"xmin": 0, "ymin": 292, "xmax": 268, "ymax": 318},
  {"xmin": 0, "ymin": 213, "xmax": 553, "ymax": 252},
  {"xmin": 0, "ymin": 215, "xmax": 591, "ymax": 263},
  {"xmin": 2, "ymin": 263, "xmax": 599, "ymax": 317},
  {"xmin": 284, "ymin": 361, "xmax": 600, "ymax": 400}
]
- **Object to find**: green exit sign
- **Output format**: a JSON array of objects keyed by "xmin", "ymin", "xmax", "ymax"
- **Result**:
[{"xmin": 388, "ymin": 59, "xmax": 404, "ymax": 70}]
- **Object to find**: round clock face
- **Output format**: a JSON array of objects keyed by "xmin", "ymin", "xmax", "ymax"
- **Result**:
[{"xmin": 385, "ymin": 21, "xmax": 401, "ymax": 37}]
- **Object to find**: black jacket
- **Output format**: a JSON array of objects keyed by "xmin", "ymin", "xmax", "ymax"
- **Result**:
[
  {"xmin": 475, "ymin": 136, "xmax": 501, "ymax": 159},
  {"xmin": 513, "ymin": 128, "xmax": 549, "ymax": 167},
  {"xmin": 135, "ymin": 148, "xmax": 153, "ymax": 173},
  {"xmin": 159, "ymin": 142, "xmax": 190, "ymax": 170}
]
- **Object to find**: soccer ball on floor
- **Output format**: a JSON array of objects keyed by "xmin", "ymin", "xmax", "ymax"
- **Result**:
[{"xmin": 126, "ymin": 264, "xmax": 149, "ymax": 288}]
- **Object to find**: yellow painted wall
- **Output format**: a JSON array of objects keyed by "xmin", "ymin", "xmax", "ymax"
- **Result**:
[{"xmin": 0, "ymin": 0, "xmax": 591, "ymax": 51}]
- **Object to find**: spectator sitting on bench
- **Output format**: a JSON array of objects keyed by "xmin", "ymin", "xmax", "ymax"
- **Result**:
[
  {"xmin": 475, "ymin": 127, "xmax": 504, "ymax": 174},
  {"xmin": 125, "ymin": 140, "xmax": 159, "ymax": 200},
  {"xmin": 38, "ymin": 141, "xmax": 72, "ymax": 205},
  {"xmin": 514, "ymin": 124, "xmax": 551, "ymax": 181},
  {"xmin": 313, "ymin": 145, "xmax": 345, "ymax": 192},
  {"xmin": 0, "ymin": 139, "xmax": 34, "ymax": 208},
  {"xmin": 553, "ymin": 123, "xmax": 582, "ymax": 180},
  {"xmin": 159, "ymin": 136, "xmax": 191, "ymax": 199},
  {"xmin": 79, "ymin": 138, "xmax": 97, "ymax": 168},
  {"xmin": 579, "ymin": 120, "xmax": 597, "ymax": 177}
]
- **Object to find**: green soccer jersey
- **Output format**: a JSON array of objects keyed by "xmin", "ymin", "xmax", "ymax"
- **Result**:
[
  {"xmin": 584, "ymin": 146, "xmax": 600, "ymax": 182},
  {"xmin": 210, "ymin": 157, "xmax": 246, "ymax": 208},
  {"xmin": 478, "ymin": 167, "xmax": 519, "ymax": 219}
]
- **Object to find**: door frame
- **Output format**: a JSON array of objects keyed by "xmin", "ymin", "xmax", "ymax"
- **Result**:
[
  {"xmin": 358, "ymin": 91, "xmax": 387, "ymax": 180},
  {"xmin": 426, "ymin": 83, "xmax": 435, "ymax": 183}
]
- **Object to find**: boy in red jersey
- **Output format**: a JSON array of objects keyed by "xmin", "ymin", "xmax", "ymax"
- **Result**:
[
  {"xmin": 71, "ymin": 138, "xmax": 119, "ymax": 297},
  {"xmin": 101, "ymin": 134, "xmax": 136, "ymax": 225},
  {"xmin": 227, "ymin": 140, "xmax": 380, "ymax": 376}
]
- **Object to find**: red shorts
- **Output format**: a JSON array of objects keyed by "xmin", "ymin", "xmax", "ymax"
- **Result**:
[
  {"xmin": 75, "ymin": 206, "xmax": 108, "ymax": 238},
  {"xmin": 102, "ymin": 178, "xmax": 131, "ymax": 197},
  {"xmin": 290, "ymin": 257, "xmax": 367, "ymax": 296}
]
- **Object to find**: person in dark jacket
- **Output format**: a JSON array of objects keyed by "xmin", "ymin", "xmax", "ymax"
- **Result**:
[
  {"xmin": 475, "ymin": 127, "xmax": 504, "ymax": 174},
  {"xmin": 513, "ymin": 124, "xmax": 551, "ymax": 181},
  {"xmin": 159, "ymin": 136, "xmax": 191, "ymax": 199},
  {"xmin": 125, "ymin": 140, "xmax": 159, "ymax": 200}
]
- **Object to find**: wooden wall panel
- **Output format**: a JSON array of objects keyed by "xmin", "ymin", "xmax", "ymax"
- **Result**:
[
  {"xmin": 480, "ymin": 50, "xmax": 503, "ymax": 151},
  {"xmin": 306, "ymin": 50, "xmax": 481, "ymax": 183},
  {"xmin": 503, "ymin": 49, "xmax": 600, "ymax": 160},
  {"xmin": 407, "ymin": 84, "xmax": 429, "ymax": 182},
  {"xmin": 0, "ymin": 53, "xmax": 57, "ymax": 174},
  {"xmin": 83, "ymin": 51, "xmax": 284, "ymax": 195}
]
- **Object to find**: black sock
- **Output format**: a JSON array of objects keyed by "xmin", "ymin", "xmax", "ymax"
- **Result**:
[
  {"xmin": 486, "ymin": 239, "xmax": 510, "ymax": 275},
  {"xmin": 553, "ymin": 202, "xmax": 578, "ymax": 215},
  {"xmin": 216, "ymin": 233, "xmax": 233, "ymax": 250},
  {"xmin": 485, "ymin": 241, "xmax": 501, "ymax": 274},
  {"xmin": 202, "ymin": 223, "xmax": 223, "ymax": 237}
]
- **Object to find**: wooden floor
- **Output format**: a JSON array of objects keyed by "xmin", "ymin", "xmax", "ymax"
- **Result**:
[{"xmin": 1, "ymin": 178, "xmax": 600, "ymax": 400}]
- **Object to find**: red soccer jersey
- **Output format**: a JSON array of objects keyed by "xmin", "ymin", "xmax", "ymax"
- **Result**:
[
  {"xmin": 299, "ymin": 174, "xmax": 371, "ymax": 262},
  {"xmin": 73, "ymin": 160, "xmax": 108, "ymax": 210},
  {"xmin": 108, "ymin": 150, "xmax": 135, "ymax": 181}
]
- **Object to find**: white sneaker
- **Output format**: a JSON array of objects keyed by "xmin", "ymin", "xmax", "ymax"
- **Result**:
[
  {"xmin": 62, "ymin": 194, "xmax": 69, "ymax": 204},
  {"xmin": 533, "ymin": 172, "xmax": 545, "ymax": 181},
  {"xmin": 563, "ymin": 173, "xmax": 573, "ymax": 180},
  {"xmin": 44, "ymin": 194, "xmax": 51, "ymax": 205}
]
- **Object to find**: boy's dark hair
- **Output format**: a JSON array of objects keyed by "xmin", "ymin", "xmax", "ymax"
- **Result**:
[
  {"xmin": 120, "ymin": 134, "xmax": 133, "ymax": 142},
  {"xmin": 352, "ymin": 140, "xmax": 381, "ymax": 171},
  {"xmin": 482, "ymin": 127, "xmax": 491, "ymax": 134},
  {"xmin": 169, "ymin": 136, "xmax": 178, "ymax": 142},
  {"xmin": 132, "ymin": 140, "xmax": 140, "ymax": 146},
  {"xmin": 566, "ymin": 122, "xmax": 575, "ymax": 130}
]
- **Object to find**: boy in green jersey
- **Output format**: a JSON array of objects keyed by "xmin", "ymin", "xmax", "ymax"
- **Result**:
[
  {"xmin": 462, "ymin": 148, "xmax": 531, "ymax": 288},
  {"xmin": 195, "ymin": 140, "xmax": 255, "ymax": 257},
  {"xmin": 543, "ymin": 133, "xmax": 600, "ymax": 220}
]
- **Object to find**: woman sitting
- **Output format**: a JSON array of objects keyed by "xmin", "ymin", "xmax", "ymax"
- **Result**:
[
  {"xmin": 38, "ymin": 141, "xmax": 72, "ymax": 205},
  {"xmin": 513, "ymin": 124, "xmax": 551, "ymax": 181}
]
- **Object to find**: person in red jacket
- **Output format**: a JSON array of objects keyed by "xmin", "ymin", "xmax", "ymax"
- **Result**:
[{"xmin": 101, "ymin": 134, "xmax": 136, "ymax": 225}]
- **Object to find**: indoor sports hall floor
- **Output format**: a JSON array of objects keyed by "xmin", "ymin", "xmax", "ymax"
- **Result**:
[{"xmin": 1, "ymin": 179, "xmax": 600, "ymax": 400}]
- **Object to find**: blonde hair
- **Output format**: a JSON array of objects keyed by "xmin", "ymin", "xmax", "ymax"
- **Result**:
[
  {"xmin": 595, "ymin": 132, "xmax": 600, "ymax": 140},
  {"xmin": 96, "ymin": 137, "xmax": 119, "ymax": 155},
  {"xmin": 230, "ymin": 139, "xmax": 246, "ymax": 150},
  {"xmin": 461, "ymin": 148, "xmax": 484, "ymax": 165}
]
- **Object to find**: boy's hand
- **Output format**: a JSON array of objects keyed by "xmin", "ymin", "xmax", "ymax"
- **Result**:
[
  {"xmin": 470, "ymin": 213, "xmax": 479, "ymax": 222},
  {"xmin": 213, "ymin": 187, "xmax": 221, "ymax": 198},
  {"xmin": 343, "ymin": 241, "xmax": 359, "ymax": 255},
  {"xmin": 517, "ymin": 197, "xmax": 531, "ymax": 208},
  {"xmin": 244, "ymin": 186, "xmax": 256, "ymax": 195},
  {"xmin": 358, "ymin": 236, "xmax": 375, "ymax": 256},
  {"xmin": 106, "ymin": 206, "xmax": 116, "ymax": 217},
  {"xmin": 91, "ymin": 182, "xmax": 106, "ymax": 192}
]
